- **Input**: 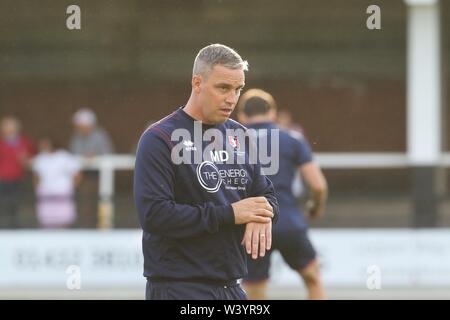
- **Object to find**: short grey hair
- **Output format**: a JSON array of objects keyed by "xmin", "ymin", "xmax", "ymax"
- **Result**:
[{"xmin": 193, "ymin": 44, "xmax": 249, "ymax": 77}]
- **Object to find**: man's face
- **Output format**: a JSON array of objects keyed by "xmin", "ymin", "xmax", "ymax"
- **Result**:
[
  {"xmin": 75, "ymin": 123, "xmax": 94, "ymax": 135},
  {"xmin": 0, "ymin": 119, "xmax": 19, "ymax": 139},
  {"xmin": 195, "ymin": 65, "xmax": 245, "ymax": 124}
]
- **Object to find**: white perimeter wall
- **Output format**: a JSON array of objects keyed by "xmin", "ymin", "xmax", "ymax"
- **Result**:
[{"xmin": 1, "ymin": 229, "xmax": 450, "ymax": 289}]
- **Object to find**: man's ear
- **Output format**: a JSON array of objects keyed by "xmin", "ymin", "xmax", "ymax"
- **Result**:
[{"xmin": 192, "ymin": 75, "xmax": 202, "ymax": 93}]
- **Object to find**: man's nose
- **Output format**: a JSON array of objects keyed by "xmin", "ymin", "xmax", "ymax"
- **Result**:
[{"xmin": 225, "ymin": 91, "xmax": 239, "ymax": 104}]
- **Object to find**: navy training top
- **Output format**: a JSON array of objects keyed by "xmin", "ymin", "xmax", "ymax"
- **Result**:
[{"xmin": 134, "ymin": 107, "xmax": 279, "ymax": 282}]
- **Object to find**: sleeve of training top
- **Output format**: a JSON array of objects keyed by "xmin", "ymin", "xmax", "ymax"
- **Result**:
[
  {"xmin": 134, "ymin": 129, "xmax": 235, "ymax": 239},
  {"xmin": 294, "ymin": 136, "xmax": 313, "ymax": 167}
]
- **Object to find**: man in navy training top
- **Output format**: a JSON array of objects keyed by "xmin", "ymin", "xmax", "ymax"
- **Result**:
[
  {"xmin": 237, "ymin": 89, "xmax": 328, "ymax": 300},
  {"xmin": 134, "ymin": 44, "xmax": 279, "ymax": 300}
]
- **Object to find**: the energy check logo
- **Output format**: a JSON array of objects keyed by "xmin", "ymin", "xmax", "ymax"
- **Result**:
[
  {"xmin": 196, "ymin": 161, "xmax": 249, "ymax": 193},
  {"xmin": 196, "ymin": 161, "xmax": 222, "ymax": 193}
]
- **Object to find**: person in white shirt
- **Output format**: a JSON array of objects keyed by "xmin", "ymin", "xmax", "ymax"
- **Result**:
[{"xmin": 32, "ymin": 137, "xmax": 81, "ymax": 228}]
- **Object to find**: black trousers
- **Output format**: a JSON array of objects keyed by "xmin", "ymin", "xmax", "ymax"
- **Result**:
[
  {"xmin": 146, "ymin": 278, "xmax": 248, "ymax": 300},
  {"xmin": 75, "ymin": 171, "xmax": 98, "ymax": 228},
  {"xmin": 0, "ymin": 180, "xmax": 21, "ymax": 229}
]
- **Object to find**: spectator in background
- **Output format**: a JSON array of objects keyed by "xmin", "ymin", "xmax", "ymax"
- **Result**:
[
  {"xmin": 0, "ymin": 116, "xmax": 36, "ymax": 228},
  {"xmin": 32, "ymin": 137, "xmax": 81, "ymax": 229},
  {"xmin": 69, "ymin": 108, "xmax": 114, "ymax": 228},
  {"xmin": 70, "ymin": 108, "xmax": 114, "ymax": 157}
]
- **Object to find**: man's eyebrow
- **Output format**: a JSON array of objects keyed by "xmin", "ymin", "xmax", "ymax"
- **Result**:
[
  {"xmin": 215, "ymin": 82, "xmax": 232, "ymax": 88},
  {"xmin": 215, "ymin": 83, "xmax": 245, "ymax": 89}
]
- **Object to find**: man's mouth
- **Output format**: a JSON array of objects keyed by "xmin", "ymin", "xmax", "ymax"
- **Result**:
[{"xmin": 219, "ymin": 108, "xmax": 233, "ymax": 115}]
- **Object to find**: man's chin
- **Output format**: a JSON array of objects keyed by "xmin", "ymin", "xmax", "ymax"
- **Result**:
[{"xmin": 206, "ymin": 115, "xmax": 229, "ymax": 125}]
